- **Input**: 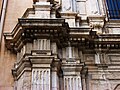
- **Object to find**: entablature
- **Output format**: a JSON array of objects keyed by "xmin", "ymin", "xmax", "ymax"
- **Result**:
[
  {"xmin": 4, "ymin": 18, "xmax": 69, "ymax": 52},
  {"xmin": 4, "ymin": 18, "xmax": 120, "ymax": 52}
]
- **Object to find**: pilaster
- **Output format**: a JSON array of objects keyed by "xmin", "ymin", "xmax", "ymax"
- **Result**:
[
  {"xmin": 30, "ymin": 50, "xmax": 53, "ymax": 90},
  {"xmin": 4, "ymin": 18, "xmax": 68, "ymax": 90},
  {"xmin": 62, "ymin": 60, "xmax": 84, "ymax": 90}
]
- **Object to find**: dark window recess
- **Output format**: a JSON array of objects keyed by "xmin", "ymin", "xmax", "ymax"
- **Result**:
[{"xmin": 106, "ymin": 0, "xmax": 120, "ymax": 19}]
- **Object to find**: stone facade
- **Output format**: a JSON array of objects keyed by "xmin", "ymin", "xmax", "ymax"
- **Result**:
[{"xmin": 1, "ymin": 0, "xmax": 120, "ymax": 90}]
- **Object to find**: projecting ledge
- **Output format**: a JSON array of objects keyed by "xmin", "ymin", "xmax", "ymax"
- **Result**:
[{"xmin": 18, "ymin": 18, "xmax": 67, "ymax": 27}]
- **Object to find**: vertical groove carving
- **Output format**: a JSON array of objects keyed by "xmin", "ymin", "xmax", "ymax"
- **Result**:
[
  {"xmin": 32, "ymin": 69, "xmax": 50, "ymax": 90},
  {"xmin": 33, "ymin": 39, "xmax": 50, "ymax": 50},
  {"xmin": 64, "ymin": 76, "xmax": 82, "ymax": 90}
]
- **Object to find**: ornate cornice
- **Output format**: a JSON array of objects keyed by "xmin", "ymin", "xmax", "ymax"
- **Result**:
[
  {"xmin": 4, "ymin": 18, "xmax": 69, "ymax": 52},
  {"xmin": 4, "ymin": 19, "xmax": 120, "ymax": 52}
]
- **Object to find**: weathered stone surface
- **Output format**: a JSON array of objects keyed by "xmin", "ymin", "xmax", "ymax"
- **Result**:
[{"xmin": 1, "ymin": 0, "xmax": 120, "ymax": 90}]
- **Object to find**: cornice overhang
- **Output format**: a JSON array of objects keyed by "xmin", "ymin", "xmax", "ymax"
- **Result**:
[
  {"xmin": 4, "ymin": 18, "xmax": 69, "ymax": 52},
  {"xmin": 4, "ymin": 18, "xmax": 120, "ymax": 52},
  {"xmin": 68, "ymin": 29, "xmax": 120, "ymax": 51},
  {"xmin": 18, "ymin": 18, "xmax": 67, "ymax": 28}
]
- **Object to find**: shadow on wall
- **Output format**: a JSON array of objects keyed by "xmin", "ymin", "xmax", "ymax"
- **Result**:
[{"xmin": 114, "ymin": 84, "xmax": 120, "ymax": 90}]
